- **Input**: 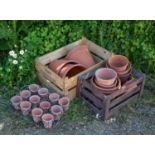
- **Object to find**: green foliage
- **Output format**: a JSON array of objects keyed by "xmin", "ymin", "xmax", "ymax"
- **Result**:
[{"xmin": 0, "ymin": 20, "xmax": 155, "ymax": 92}]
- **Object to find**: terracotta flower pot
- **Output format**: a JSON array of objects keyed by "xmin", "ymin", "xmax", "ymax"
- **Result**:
[
  {"xmin": 10, "ymin": 95, "xmax": 22, "ymax": 110},
  {"xmin": 108, "ymin": 55, "xmax": 129, "ymax": 72},
  {"xmin": 20, "ymin": 90, "xmax": 31, "ymax": 100},
  {"xmin": 58, "ymin": 96, "xmax": 70, "ymax": 112},
  {"xmin": 50, "ymin": 105, "xmax": 63, "ymax": 120},
  {"xmin": 95, "ymin": 68, "xmax": 117, "ymax": 86},
  {"xmin": 29, "ymin": 95, "xmax": 41, "ymax": 108},
  {"xmin": 42, "ymin": 113, "xmax": 54, "ymax": 129},
  {"xmin": 38, "ymin": 88, "xmax": 49, "ymax": 99},
  {"xmin": 48, "ymin": 59, "xmax": 77, "ymax": 74},
  {"xmin": 59, "ymin": 64, "xmax": 86, "ymax": 78},
  {"xmin": 29, "ymin": 84, "xmax": 40, "ymax": 94},
  {"xmin": 65, "ymin": 45, "xmax": 95, "ymax": 68},
  {"xmin": 40, "ymin": 101, "xmax": 51, "ymax": 113},
  {"xmin": 20, "ymin": 101, "xmax": 31, "ymax": 116},
  {"xmin": 32, "ymin": 108, "xmax": 43, "ymax": 123},
  {"xmin": 49, "ymin": 93, "xmax": 60, "ymax": 105},
  {"xmin": 91, "ymin": 77, "xmax": 121, "ymax": 94}
]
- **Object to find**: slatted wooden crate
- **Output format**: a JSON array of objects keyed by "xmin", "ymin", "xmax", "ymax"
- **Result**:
[
  {"xmin": 35, "ymin": 38, "xmax": 112, "ymax": 100},
  {"xmin": 77, "ymin": 69, "xmax": 145, "ymax": 120}
]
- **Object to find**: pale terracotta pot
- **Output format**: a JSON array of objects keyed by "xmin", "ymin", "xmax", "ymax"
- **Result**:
[
  {"xmin": 59, "ymin": 63, "xmax": 86, "ymax": 78},
  {"xmin": 65, "ymin": 45, "xmax": 95, "ymax": 68},
  {"xmin": 10, "ymin": 95, "xmax": 22, "ymax": 110},
  {"xmin": 29, "ymin": 95, "xmax": 41, "ymax": 108},
  {"xmin": 20, "ymin": 101, "xmax": 31, "ymax": 116},
  {"xmin": 20, "ymin": 90, "xmax": 31, "ymax": 100},
  {"xmin": 48, "ymin": 59, "xmax": 77, "ymax": 74},
  {"xmin": 50, "ymin": 105, "xmax": 63, "ymax": 120},
  {"xmin": 40, "ymin": 101, "xmax": 51, "ymax": 113},
  {"xmin": 108, "ymin": 55, "xmax": 129, "ymax": 72},
  {"xmin": 95, "ymin": 68, "xmax": 117, "ymax": 86},
  {"xmin": 49, "ymin": 93, "xmax": 60, "ymax": 105},
  {"xmin": 58, "ymin": 96, "xmax": 70, "ymax": 112},
  {"xmin": 32, "ymin": 108, "xmax": 43, "ymax": 123},
  {"xmin": 42, "ymin": 113, "xmax": 54, "ymax": 129},
  {"xmin": 29, "ymin": 84, "xmax": 40, "ymax": 94},
  {"xmin": 38, "ymin": 88, "xmax": 49, "ymax": 99}
]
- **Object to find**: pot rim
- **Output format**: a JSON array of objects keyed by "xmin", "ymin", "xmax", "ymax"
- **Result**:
[{"xmin": 32, "ymin": 108, "xmax": 43, "ymax": 116}]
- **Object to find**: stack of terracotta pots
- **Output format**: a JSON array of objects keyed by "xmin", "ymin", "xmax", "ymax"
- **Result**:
[
  {"xmin": 48, "ymin": 45, "xmax": 95, "ymax": 78},
  {"xmin": 91, "ymin": 54, "xmax": 132, "ymax": 94},
  {"xmin": 10, "ymin": 84, "xmax": 70, "ymax": 129}
]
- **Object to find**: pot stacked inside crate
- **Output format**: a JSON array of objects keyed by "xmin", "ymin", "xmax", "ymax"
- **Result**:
[
  {"xmin": 10, "ymin": 84, "xmax": 70, "ymax": 129},
  {"xmin": 48, "ymin": 45, "xmax": 95, "ymax": 78},
  {"xmin": 91, "ymin": 55, "xmax": 132, "ymax": 94}
]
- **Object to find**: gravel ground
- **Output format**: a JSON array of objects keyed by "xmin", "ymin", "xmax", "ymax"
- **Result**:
[{"xmin": 0, "ymin": 75, "xmax": 155, "ymax": 135}]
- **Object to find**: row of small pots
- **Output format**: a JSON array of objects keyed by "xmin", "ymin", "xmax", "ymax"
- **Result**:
[
  {"xmin": 48, "ymin": 45, "xmax": 95, "ymax": 78},
  {"xmin": 10, "ymin": 84, "xmax": 70, "ymax": 129},
  {"xmin": 92, "ymin": 55, "xmax": 132, "ymax": 94}
]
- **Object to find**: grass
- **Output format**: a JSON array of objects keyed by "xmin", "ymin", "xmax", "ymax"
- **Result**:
[{"xmin": 0, "ymin": 74, "xmax": 155, "ymax": 134}]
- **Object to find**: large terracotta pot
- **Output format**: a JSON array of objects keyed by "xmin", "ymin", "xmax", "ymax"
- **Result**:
[
  {"xmin": 49, "ymin": 93, "xmax": 60, "ymax": 105},
  {"xmin": 65, "ymin": 45, "xmax": 95, "ymax": 68},
  {"xmin": 10, "ymin": 96, "xmax": 22, "ymax": 110},
  {"xmin": 59, "ymin": 63, "xmax": 86, "ymax": 78},
  {"xmin": 50, "ymin": 105, "xmax": 63, "ymax": 120},
  {"xmin": 42, "ymin": 113, "xmax": 54, "ymax": 129},
  {"xmin": 20, "ymin": 90, "xmax": 31, "ymax": 100},
  {"xmin": 29, "ymin": 95, "xmax": 41, "ymax": 108},
  {"xmin": 58, "ymin": 96, "xmax": 70, "ymax": 112},
  {"xmin": 95, "ymin": 68, "xmax": 117, "ymax": 86},
  {"xmin": 40, "ymin": 101, "xmax": 51, "ymax": 113},
  {"xmin": 20, "ymin": 101, "xmax": 31, "ymax": 116},
  {"xmin": 108, "ymin": 55, "xmax": 129, "ymax": 72},
  {"xmin": 48, "ymin": 59, "xmax": 77, "ymax": 74},
  {"xmin": 29, "ymin": 84, "xmax": 40, "ymax": 94},
  {"xmin": 38, "ymin": 88, "xmax": 49, "ymax": 99}
]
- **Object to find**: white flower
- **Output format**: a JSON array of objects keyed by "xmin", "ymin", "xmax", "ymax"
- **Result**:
[
  {"xmin": 14, "ymin": 44, "xmax": 17, "ymax": 48},
  {"xmin": 19, "ymin": 66, "xmax": 23, "ymax": 70},
  {"xmin": 9, "ymin": 50, "xmax": 15, "ymax": 56},
  {"xmin": 20, "ymin": 50, "xmax": 24, "ymax": 55},
  {"xmin": 12, "ymin": 53, "xmax": 17, "ymax": 58},
  {"xmin": 12, "ymin": 60, "xmax": 18, "ymax": 65}
]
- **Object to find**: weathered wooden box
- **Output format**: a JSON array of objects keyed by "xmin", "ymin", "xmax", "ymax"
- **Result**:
[
  {"xmin": 77, "ymin": 69, "xmax": 145, "ymax": 120},
  {"xmin": 35, "ymin": 38, "xmax": 112, "ymax": 99}
]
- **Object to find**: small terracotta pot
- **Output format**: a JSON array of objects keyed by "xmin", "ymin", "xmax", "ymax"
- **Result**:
[
  {"xmin": 59, "ymin": 64, "xmax": 86, "ymax": 78},
  {"xmin": 29, "ymin": 84, "xmax": 40, "ymax": 94},
  {"xmin": 32, "ymin": 108, "xmax": 43, "ymax": 123},
  {"xmin": 38, "ymin": 88, "xmax": 49, "ymax": 99},
  {"xmin": 65, "ymin": 45, "xmax": 95, "ymax": 68},
  {"xmin": 29, "ymin": 95, "xmax": 41, "ymax": 108},
  {"xmin": 20, "ymin": 101, "xmax": 31, "ymax": 116},
  {"xmin": 58, "ymin": 97, "xmax": 70, "ymax": 112},
  {"xmin": 48, "ymin": 59, "xmax": 77, "ymax": 74},
  {"xmin": 40, "ymin": 101, "xmax": 51, "ymax": 113},
  {"xmin": 108, "ymin": 55, "xmax": 129, "ymax": 72},
  {"xmin": 20, "ymin": 90, "xmax": 31, "ymax": 100},
  {"xmin": 49, "ymin": 93, "xmax": 60, "ymax": 105},
  {"xmin": 10, "ymin": 96, "xmax": 22, "ymax": 110},
  {"xmin": 50, "ymin": 105, "xmax": 63, "ymax": 120},
  {"xmin": 95, "ymin": 68, "xmax": 117, "ymax": 86},
  {"xmin": 42, "ymin": 113, "xmax": 54, "ymax": 129}
]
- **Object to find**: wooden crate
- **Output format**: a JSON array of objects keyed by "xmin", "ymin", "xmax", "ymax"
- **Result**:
[
  {"xmin": 35, "ymin": 38, "xmax": 112, "ymax": 99},
  {"xmin": 77, "ymin": 68, "xmax": 145, "ymax": 120}
]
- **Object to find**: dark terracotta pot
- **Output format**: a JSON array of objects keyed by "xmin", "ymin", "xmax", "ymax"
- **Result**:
[
  {"xmin": 32, "ymin": 108, "xmax": 43, "ymax": 123},
  {"xmin": 48, "ymin": 59, "xmax": 77, "ymax": 74},
  {"xmin": 49, "ymin": 93, "xmax": 60, "ymax": 105},
  {"xmin": 10, "ymin": 96, "xmax": 22, "ymax": 110},
  {"xmin": 20, "ymin": 90, "xmax": 31, "ymax": 100},
  {"xmin": 91, "ymin": 77, "xmax": 121, "ymax": 94},
  {"xmin": 95, "ymin": 68, "xmax": 117, "ymax": 86},
  {"xmin": 65, "ymin": 45, "xmax": 95, "ymax": 68},
  {"xmin": 59, "ymin": 63, "xmax": 86, "ymax": 78},
  {"xmin": 29, "ymin": 95, "xmax": 41, "ymax": 108},
  {"xmin": 20, "ymin": 101, "xmax": 31, "ymax": 116},
  {"xmin": 58, "ymin": 96, "xmax": 70, "ymax": 112},
  {"xmin": 50, "ymin": 105, "xmax": 63, "ymax": 120},
  {"xmin": 42, "ymin": 113, "xmax": 54, "ymax": 129},
  {"xmin": 40, "ymin": 101, "xmax": 51, "ymax": 113},
  {"xmin": 108, "ymin": 55, "xmax": 129, "ymax": 72},
  {"xmin": 29, "ymin": 84, "xmax": 40, "ymax": 94},
  {"xmin": 38, "ymin": 88, "xmax": 49, "ymax": 99}
]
